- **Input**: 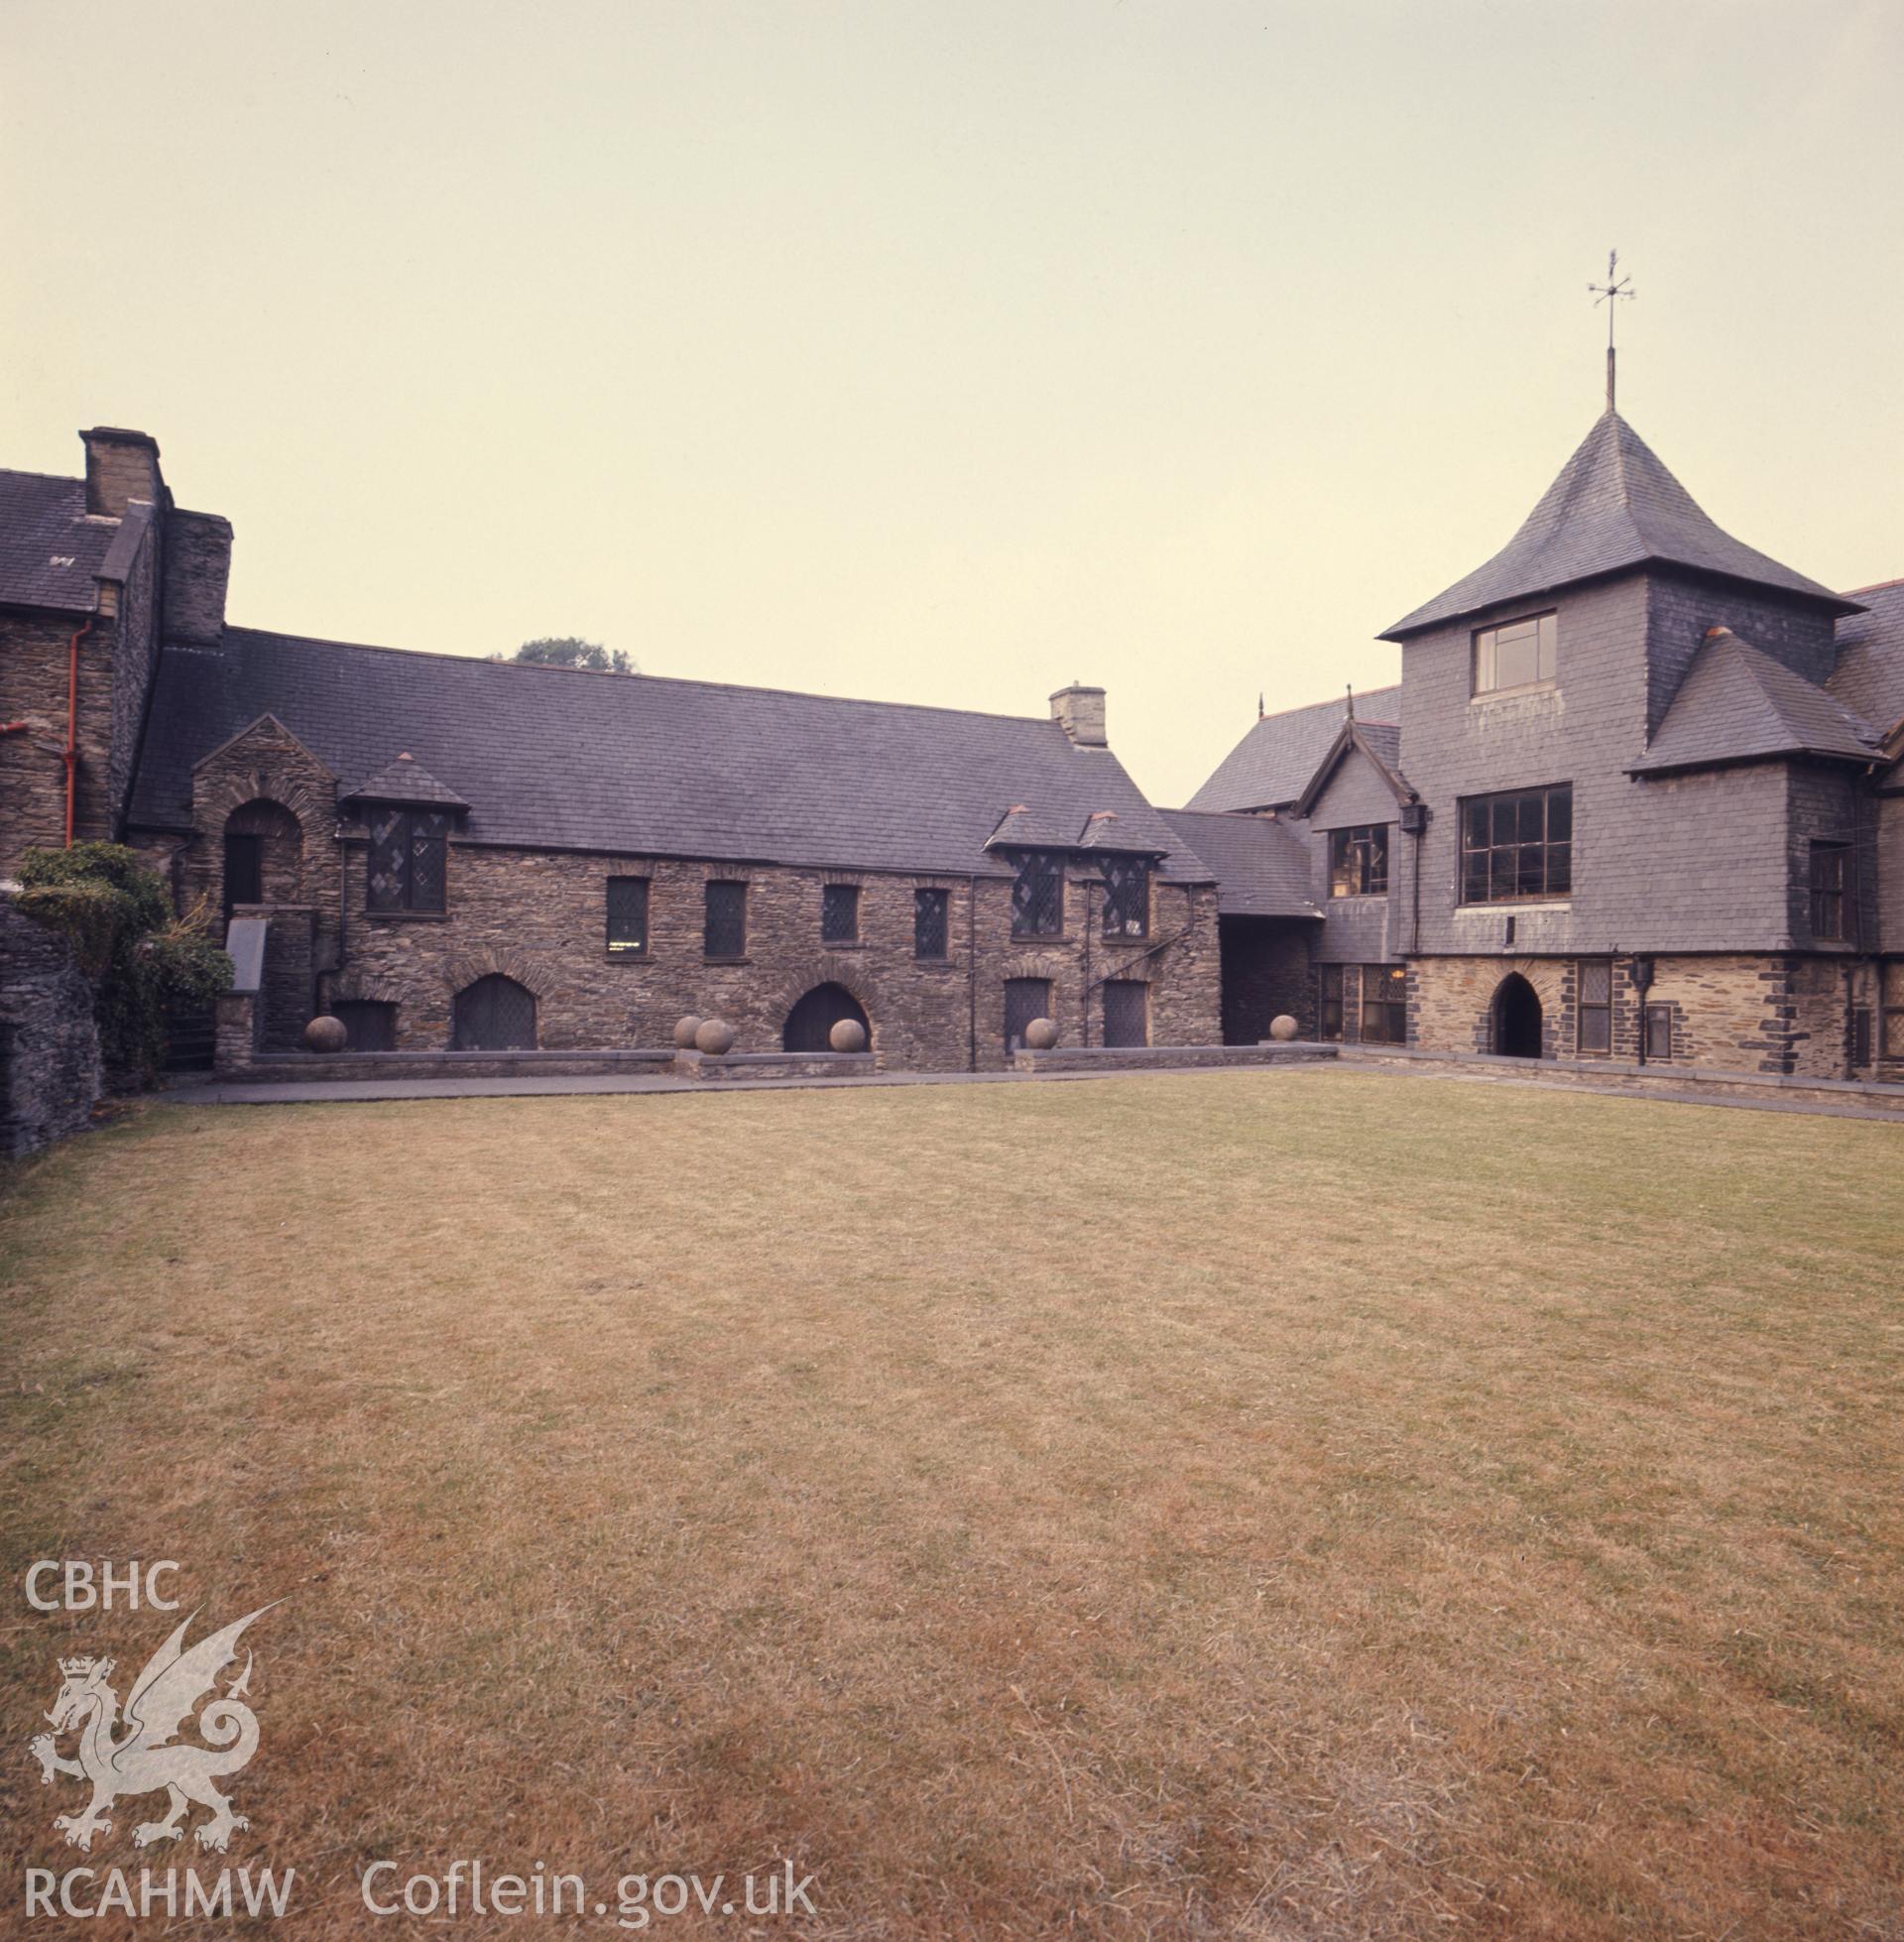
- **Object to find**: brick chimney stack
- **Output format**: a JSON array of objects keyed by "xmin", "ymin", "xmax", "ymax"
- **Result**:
[
  {"xmin": 81, "ymin": 426, "xmax": 164, "ymax": 518},
  {"xmin": 1049, "ymin": 683, "xmax": 1108, "ymax": 747}
]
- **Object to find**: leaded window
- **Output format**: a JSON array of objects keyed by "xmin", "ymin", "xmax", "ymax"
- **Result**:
[
  {"xmin": 1474, "ymin": 612, "xmax": 1557, "ymax": 695},
  {"xmin": 1644, "ymin": 1004, "xmax": 1673, "ymax": 1061},
  {"xmin": 821, "ymin": 883, "xmax": 860, "ymax": 944},
  {"xmin": 1360, "ymin": 965, "xmax": 1407, "ymax": 1043},
  {"xmin": 1011, "ymin": 853, "xmax": 1064, "ymax": 939},
  {"xmin": 607, "ymin": 877, "xmax": 650, "ymax": 956},
  {"xmin": 1460, "ymin": 784, "xmax": 1572, "ymax": 904},
  {"xmin": 704, "ymin": 880, "xmax": 747, "ymax": 958},
  {"xmin": 1577, "ymin": 959, "xmax": 1611, "ymax": 1053},
  {"xmin": 1100, "ymin": 857, "xmax": 1149, "ymax": 938},
  {"xmin": 914, "ymin": 888, "xmax": 949, "ymax": 960},
  {"xmin": 1320, "ymin": 964, "xmax": 1344, "ymax": 1040},
  {"xmin": 1328, "ymin": 825, "xmax": 1389, "ymax": 898},
  {"xmin": 366, "ymin": 808, "xmax": 448, "ymax": 913},
  {"xmin": 1809, "ymin": 842, "xmax": 1849, "ymax": 940}
]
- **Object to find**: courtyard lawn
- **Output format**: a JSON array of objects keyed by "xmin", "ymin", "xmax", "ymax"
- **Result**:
[{"xmin": 2, "ymin": 1071, "xmax": 1902, "ymax": 1938}]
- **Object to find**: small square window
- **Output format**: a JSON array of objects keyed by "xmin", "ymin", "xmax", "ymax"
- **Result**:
[
  {"xmin": 1328, "ymin": 825, "xmax": 1389, "ymax": 898},
  {"xmin": 821, "ymin": 883, "xmax": 860, "ymax": 944},
  {"xmin": 1474, "ymin": 613, "xmax": 1557, "ymax": 696}
]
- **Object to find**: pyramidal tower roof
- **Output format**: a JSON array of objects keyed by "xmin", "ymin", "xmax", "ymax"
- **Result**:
[{"xmin": 1379, "ymin": 410, "xmax": 1861, "ymax": 640}]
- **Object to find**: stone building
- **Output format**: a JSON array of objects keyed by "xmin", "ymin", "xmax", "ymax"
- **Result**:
[
  {"xmin": 1191, "ymin": 409, "xmax": 1904, "ymax": 1080},
  {"xmin": 0, "ymin": 429, "xmax": 1220, "ymax": 1071},
  {"xmin": 3, "ymin": 401, "xmax": 1900, "ymax": 1084}
]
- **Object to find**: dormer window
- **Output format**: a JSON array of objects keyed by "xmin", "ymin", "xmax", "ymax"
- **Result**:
[
  {"xmin": 1010, "ymin": 853, "xmax": 1064, "ymax": 939},
  {"xmin": 1473, "ymin": 613, "xmax": 1556, "ymax": 697}
]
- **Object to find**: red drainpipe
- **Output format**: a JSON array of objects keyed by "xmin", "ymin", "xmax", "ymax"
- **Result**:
[{"xmin": 64, "ymin": 618, "xmax": 93, "ymax": 845}]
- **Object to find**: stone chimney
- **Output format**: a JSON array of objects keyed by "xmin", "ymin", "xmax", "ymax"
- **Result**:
[
  {"xmin": 1049, "ymin": 683, "xmax": 1108, "ymax": 747},
  {"xmin": 82, "ymin": 426, "xmax": 164, "ymax": 518},
  {"xmin": 163, "ymin": 510, "xmax": 234, "ymax": 644}
]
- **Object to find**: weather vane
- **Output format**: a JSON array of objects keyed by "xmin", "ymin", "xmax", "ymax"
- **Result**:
[{"xmin": 1589, "ymin": 249, "xmax": 1634, "ymax": 413}]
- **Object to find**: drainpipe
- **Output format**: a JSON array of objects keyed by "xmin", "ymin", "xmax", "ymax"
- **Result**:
[
  {"xmin": 967, "ymin": 874, "xmax": 979, "ymax": 1072},
  {"xmin": 63, "ymin": 618, "xmax": 94, "ymax": 845}
]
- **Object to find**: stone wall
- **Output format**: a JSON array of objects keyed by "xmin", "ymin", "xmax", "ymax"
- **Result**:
[
  {"xmin": 0, "ymin": 896, "xmax": 103, "ymax": 1156},
  {"xmin": 0, "ymin": 612, "xmax": 121, "ymax": 872},
  {"xmin": 1407, "ymin": 950, "xmax": 1871, "ymax": 1076},
  {"xmin": 312, "ymin": 841, "xmax": 1220, "ymax": 1072}
]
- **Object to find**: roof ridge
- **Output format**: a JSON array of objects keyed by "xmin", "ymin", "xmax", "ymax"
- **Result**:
[{"xmin": 210, "ymin": 626, "xmax": 1069, "ymax": 732}]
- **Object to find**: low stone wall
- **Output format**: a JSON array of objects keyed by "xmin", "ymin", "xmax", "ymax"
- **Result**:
[
  {"xmin": 245, "ymin": 1048, "xmax": 677, "ymax": 1083},
  {"xmin": 1339, "ymin": 1042, "xmax": 1904, "ymax": 1115},
  {"xmin": 0, "ymin": 896, "xmax": 103, "ymax": 1157},
  {"xmin": 1013, "ymin": 1041, "xmax": 1337, "ymax": 1075},
  {"xmin": 677, "ymin": 1049, "xmax": 878, "ymax": 1083}
]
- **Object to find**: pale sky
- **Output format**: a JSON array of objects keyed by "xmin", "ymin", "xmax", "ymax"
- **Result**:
[{"xmin": 5, "ymin": 2, "xmax": 1899, "ymax": 805}]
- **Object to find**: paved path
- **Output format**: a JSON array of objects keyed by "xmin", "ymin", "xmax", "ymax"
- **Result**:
[{"xmin": 167, "ymin": 1062, "xmax": 1904, "ymax": 1122}]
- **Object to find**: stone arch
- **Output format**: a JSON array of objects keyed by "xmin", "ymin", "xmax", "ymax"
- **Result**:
[
  {"xmin": 451, "ymin": 974, "xmax": 538, "ymax": 1051},
  {"xmin": 1001, "ymin": 952, "xmax": 1069, "ymax": 984},
  {"xmin": 221, "ymin": 796, "xmax": 303, "ymax": 910},
  {"xmin": 763, "ymin": 954, "xmax": 886, "ymax": 1033},
  {"xmin": 782, "ymin": 982, "xmax": 871, "ymax": 1052},
  {"xmin": 440, "ymin": 946, "xmax": 557, "ymax": 1001},
  {"xmin": 1491, "ymin": 972, "xmax": 1544, "ymax": 1058},
  {"xmin": 321, "ymin": 969, "xmax": 407, "ymax": 1008}
]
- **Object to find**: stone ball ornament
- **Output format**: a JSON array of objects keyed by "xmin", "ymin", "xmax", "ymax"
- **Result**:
[
  {"xmin": 672, "ymin": 1015, "xmax": 704, "ymax": 1049},
  {"xmin": 1267, "ymin": 1015, "xmax": 1300, "ymax": 1042},
  {"xmin": 828, "ymin": 1018, "xmax": 868, "ymax": 1054},
  {"xmin": 694, "ymin": 1018, "xmax": 737, "ymax": 1055},
  {"xmin": 303, "ymin": 1014, "xmax": 348, "ymax": 1053},
  {"xmin": 1023, "ymin": 1017, "xmax": 1059, "ymax": 1051}
]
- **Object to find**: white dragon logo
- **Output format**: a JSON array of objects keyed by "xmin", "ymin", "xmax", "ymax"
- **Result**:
[{"xmin": 29, "ymin": 1605, "xmax": 274, "ymax": 1854}]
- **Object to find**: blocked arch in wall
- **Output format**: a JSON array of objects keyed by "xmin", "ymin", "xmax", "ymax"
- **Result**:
[
  {"xmin": 439, "ymin": 948, "xmax": 557, "ymax": 1002},
  {"xmin": 763, "ymin": 956, "xmax": 886, "ymax": 1051}
]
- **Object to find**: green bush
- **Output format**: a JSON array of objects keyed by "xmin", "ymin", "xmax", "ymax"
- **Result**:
[{"xmin": 17, "ymin": 843, "xmax": 231, "ymax": 1085}]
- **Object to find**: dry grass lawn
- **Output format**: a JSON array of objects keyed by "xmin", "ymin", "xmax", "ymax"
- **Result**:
[{"xmin": 3, "ymin": 1070, "xmax": 1902, "ymax": 1937}]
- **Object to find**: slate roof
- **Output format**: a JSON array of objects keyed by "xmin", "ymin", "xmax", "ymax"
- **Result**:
[
  {"xmin": 1185, "ymin": 685, "xmax": 1400, "ymax": 813},
  {"xmin": 1291, "ymin": 718, "xmax": 1414, "ymax": 818},
  {"xmin": 0, "ymin": 469, "xmax": 119, "ymax": 614},
  {"xmin": 1381, "ymin": 412, "xmax": 1861, "ymax": 640},
  {"xmin": 132, "ymin": 627, "xmax": 1204, "ymax": 880},
  {"xmin": 1827, "ymin": 580, "xmax": 1904, "ymax": 739},
  {"xmin": 1631, "ymin": 627, "xmax": 1883, "ymax": 776},
  {"xmin": 1161, "ymin": 809, "xmax": 1320, "ymax": 918},
  {"xmin": 341, "ymin": 751, "xmax": 471, "ymax": 808}
]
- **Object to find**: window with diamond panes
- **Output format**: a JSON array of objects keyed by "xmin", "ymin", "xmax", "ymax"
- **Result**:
[
  {"xmin": 704, "ymin": 881, "xmax": 747, "ymax": 958},
  {"xmin": 1011, "ymin": 853, "xmax": 1064, "ymax": 939},
  {"xmin": 1100, "ymin": 857, "xmax": 1150, "ymax": 938},
  {"xmin": 821, "ymin": 883, "xmax": 860, "ymax": 944},
  {"xmin": 366, "ymin": 808, "xmax": 448, "ymax": 913},
  {"xmin": 913, "ymin": 888, "xmax": 948, "ymax": 960}
]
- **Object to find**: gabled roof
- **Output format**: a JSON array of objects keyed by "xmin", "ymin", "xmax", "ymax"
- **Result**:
[
  {"xmin": 342, "ymin": 751, "xmax": 470, "ymax": 808},
  {"xmin": 1186, "ymin": 685, "xmax": 1400, "ymax": 813},
  {"xmin": 1160, "ymin": 809, "xmax": 1322, "ymax": 918},
  {"xmin": 984, "ymin": 805, "xmax": 1170, "ymax": 856},
  {"xmin": 1630, "ymin": 627, "xmax": 1882, "ymax": 776},
  {"xmin": 1381, "ymin": 412, "xmax": 1861, "ymax": 640},
  {"xmin": 0, "ymin": 469, "xmax": 119, "ymax": 614},
  {"xmin": 1291, "ymin": 718, "xmax": 1414, "ymax": 820},
  {"xmin": 1827, "ymin": 580, "xmax": 1904, "ymax": 740},
  {"xmin": 132, "ymin": 627, "xmax": 1201, "ymax": 880}
]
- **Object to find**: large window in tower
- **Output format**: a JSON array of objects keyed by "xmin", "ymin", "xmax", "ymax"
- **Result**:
[{"xmin": 1460, "ymin": 785, "xmax": 1572, "ymax": 904}]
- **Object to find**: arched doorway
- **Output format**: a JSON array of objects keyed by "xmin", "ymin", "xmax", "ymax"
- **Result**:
[
  {"xmin": 1492, "ymin": 973, "xmax": 1543, "ymax": 1058},
  {"xmin": 222, "ymin": 798, "xmax": 301, "ymax": 919},
  {"xmin": 782, "ymin": 982, "xmax": 870, "ymax": 1052},
  {"xmin": 452, "ymin": 975, "xmax": 537, "ymax": 1050}
]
